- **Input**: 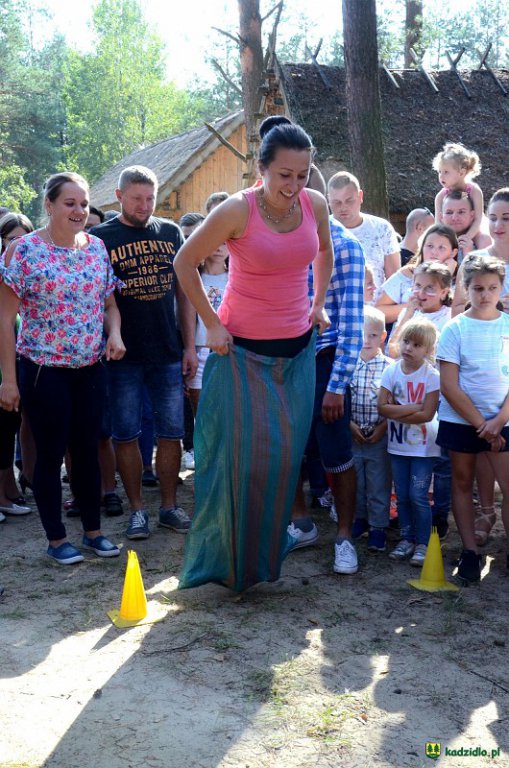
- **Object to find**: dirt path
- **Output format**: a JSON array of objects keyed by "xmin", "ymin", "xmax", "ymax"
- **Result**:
[{"xmin": 1, "ymin": 474, "xmax": 508, "ymax": 768}]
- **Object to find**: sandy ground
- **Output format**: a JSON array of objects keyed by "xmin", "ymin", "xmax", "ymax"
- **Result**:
[{"xmin": 1, "ymin": 471, "xmax": 508, "ymax": 768}]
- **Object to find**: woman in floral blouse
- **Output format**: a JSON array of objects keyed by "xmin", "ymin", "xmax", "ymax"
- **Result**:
[{"xmin": 0, "ymin": 172, "xmax": 126, "ymax": 565}]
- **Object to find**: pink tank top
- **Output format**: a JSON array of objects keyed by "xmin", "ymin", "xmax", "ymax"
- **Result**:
[{"xmin": 218, "ymin": 187, "xmax": 319, "ymax": 339}]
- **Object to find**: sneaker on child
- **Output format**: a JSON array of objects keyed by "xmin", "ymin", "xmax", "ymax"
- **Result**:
[
  {"xmin": 311, "ymin": 489, "xmax": 333, "ymax": 509},
  {"xmin": 103, "ymin": 492, "xmax": 124, "ymax": 517},
  {"xmin": 64, "ymin": 498, "xmax": 81, "ymax": 518},
  {"xmin": 142, "ymin": 469, "xmax": 158, "ymax": 488},
  {"xmin": 352, "ymin": 518, "xmax": 369, "ymax": 539},
  {"xmin": 367, "ymin": 528, "xmax": 386, "ymax": 552},
  {"xmin": 432, "ymin": 515, "xmax": 449, "ymax": 540},
  {"xmin": 389, "ymin": 539, "xmax": 415, "ymax": 561},
  {"xmin": 410, "ymin": 543, "xmax": 427, "ymax": 567},
  {"xmin": 182, "ymin": 450, "xmax": 195, "ymax": 471}
]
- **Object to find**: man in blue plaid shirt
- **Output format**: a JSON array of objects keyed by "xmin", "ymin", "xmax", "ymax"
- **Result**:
[{"xmin": 288, "ymin": 215, "xmax": 365, "ymax": 575}]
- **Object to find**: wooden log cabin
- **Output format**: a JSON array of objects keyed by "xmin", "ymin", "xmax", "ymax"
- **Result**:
[{"xmin": 90, "ymin": 110, "xmax": 246, "ymax": 221}]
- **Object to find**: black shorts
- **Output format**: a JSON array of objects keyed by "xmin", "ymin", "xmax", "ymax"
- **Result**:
[{"xmin": 437, "ymin": 420, "xmax": 509, "ymax": 454}]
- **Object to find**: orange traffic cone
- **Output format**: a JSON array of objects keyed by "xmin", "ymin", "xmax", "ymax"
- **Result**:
[
  {"xmin": 408, "ymin": 527, "xmax": 459, "ymax": 592},
  {"xmin": 108, "ymin": 550, "xmax": 148, "ymax": 627}
]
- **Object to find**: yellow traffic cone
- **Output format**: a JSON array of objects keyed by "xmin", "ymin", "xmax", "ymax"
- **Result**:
[
  {"xmin": 408, "ymin": 527, "xmax": 459, "ymax": 592},
  {"xmin": 108, "ymin": 550, "xmax": 148, "ymax": 627},
  {"xmin": 120, "ymin": 550, "xmax": 148, "ymax": 621}
]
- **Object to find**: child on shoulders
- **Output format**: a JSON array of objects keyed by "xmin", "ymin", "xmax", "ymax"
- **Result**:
[{"xmin": 433, "ymin": 142, "xmax": 484, "ymax": 243}]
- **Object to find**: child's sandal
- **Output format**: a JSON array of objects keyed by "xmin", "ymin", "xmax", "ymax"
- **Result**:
[{"xmin": 474, "ymin": 506, "xmax": 497, "ymax": 546}]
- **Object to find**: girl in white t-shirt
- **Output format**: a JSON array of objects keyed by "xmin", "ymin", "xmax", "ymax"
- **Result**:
[
  {"xmin": 387, "ymin": 262, "xmax": 452, "ymax": 358},
  {"xmin": 437, "ymin": 253, "xmax": 509, "ymax": 584},
  {"xmin": 378, "ymin": 318, "xmax": 440, "ymax": 566},
  {"xmin": 376, "ymin": 224, "xmax": 458, "ymax": 325},
  {"xmin": 450, "ymin": 189, "xmax": 509, "ymax": 549},
  {"xmin": 187, "ymin": 244, "xmax": 229, "ymax": 414}
]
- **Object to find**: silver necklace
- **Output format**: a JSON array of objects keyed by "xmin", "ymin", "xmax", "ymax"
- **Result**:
[
  {"xmin": 257, "ymin": 189, "xmax": 297, "ymax": 224},
  {"xmin": 45, "ymin": 225, "xmax": 79, "ymax": 251}
]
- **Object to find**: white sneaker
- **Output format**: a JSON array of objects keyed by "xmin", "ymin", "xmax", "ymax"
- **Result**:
[
  {"xmin": 287, "ymin": 521, "xmax": 319, "ymax": 550},
  {"xmin": 333, "ymin": 539, "xmax": 358, "ymax": 574},
  {"xmin": 410, "ymin": 544, "xmax": 427, "ymax": 567},
  {"xmin": 0, "ymin": 511, "xmax": 5, "ymax": 523},
  {"xmin": 0, "ymin": 502, "xmax": 31, "ymax": 515},
  {"xmin": 389, "ymin": 539, "xmax": 415, "ymax": 561},
  {"xmin": 182, "ymin": 450, "xmax": 195, "ymax": 470},
  {"xmin": 329, "ymin": 503, "xmax": 338, "ymax": 523}
]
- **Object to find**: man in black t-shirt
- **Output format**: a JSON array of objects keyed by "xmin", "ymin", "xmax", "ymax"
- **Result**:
[{"xmin": 90, "ymin": 165, "xmax": 197, "ymax": 540}]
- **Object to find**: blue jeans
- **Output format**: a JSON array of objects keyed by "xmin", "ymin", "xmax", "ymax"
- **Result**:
[
  {"xmin": 107, "ymin": 359, "xmax": 184, "ymax": 442},
  {"xmin": 139, "ymin": 387, "xmax": 155, "ymax": 467},
  {"xmin": 433, "ymin": 449, "xmax": 451, "ymax": 520},
  {"xmin": 352, "ymin": 435, "xmax": 392, "ymax": 529},
  {"xmin": 390, "ymin": 454, "xmax": 434, "ymax": 545}
]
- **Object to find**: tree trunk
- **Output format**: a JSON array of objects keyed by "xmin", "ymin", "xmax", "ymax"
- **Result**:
[
  {"xmin": 404, "ymin": 0, "xmax": 423, "ymax": 68},
  {"xmin": 238, "ymin": 0, "xmax": 264, "ymax": 186},
  {"xmin": 342, "ymin": 0, "xmax": 389, "ymax": 218}
]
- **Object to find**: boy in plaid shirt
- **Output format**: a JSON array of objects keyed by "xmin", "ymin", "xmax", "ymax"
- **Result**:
[{"xmin": 350, "ymin": 306, "xmax": 392, "ymax": 551}]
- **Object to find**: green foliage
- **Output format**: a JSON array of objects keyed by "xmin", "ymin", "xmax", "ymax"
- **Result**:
[
  {"xmin": 199, "ymin": 34, "xmax": 243, "ymax": 116},
  {"xmin": 0, "ymin": 0, "xmax": 215, "ymax": 214},
  {"xmin": 376, "ymin": 0, "xmax": 405, "ymax": 66},
  {"xmin": 0, "ymin": 162, "xmax": 37, "ymax": 212},
  {"xmin": 323, "ymin": 32, "xmax": 344, "ymax": 67},
  {"xmin": 421, "ymin": 0, "xmax": 509, "ymax": 68},
  {"xmin": 373, "ymin": 0, "xmax": 509, "ymax": 70},
  {"xmin": 62, "ymin": 0, "xmax": 205, "ymax": 184},
  {"xmin": 0, "ymin": 2, "xmax": 67, "ymax": 218}
]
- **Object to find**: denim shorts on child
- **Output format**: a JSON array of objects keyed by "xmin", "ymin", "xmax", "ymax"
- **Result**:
[
  {"xmin": 107, "ymin": 359, "xmax": 184, "ymax": 441},
  {"xmin": 437, "ymin": 420, "xmax": 509, "ymax": 453},
  {"xmin": 306, "ymin": 347, "xmax": 354, "ymax": 473},
  {"xmin": 186, "ymin": 346, "xmax": 210, "ymax": 390}
]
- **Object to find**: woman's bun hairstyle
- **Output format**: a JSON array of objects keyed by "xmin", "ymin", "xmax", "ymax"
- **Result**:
[
  {"xmin": 259, "ymin": 115, "xmax": 292, "ymax": 139},
  {"xmin": 258, "ymin": 116, "xmax": 314, "ymax": 167}
]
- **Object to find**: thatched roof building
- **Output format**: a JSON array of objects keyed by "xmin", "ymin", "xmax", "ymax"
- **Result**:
[
  {"xmin": 90, "ymin": 110, "xmax": 246, "ymax": 220},
  {"xmin": 268, "ymin": 62, "xmax": 509, "ymax": 219},
  {"xmin": 91, "ymin": 62, "xmax": 509, "ymax": 227}
]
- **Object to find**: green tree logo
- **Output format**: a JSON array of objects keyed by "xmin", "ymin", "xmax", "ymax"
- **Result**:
[{"xmin": 425, "ymin": 741, "xmax": 441, "ymax": 759}]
